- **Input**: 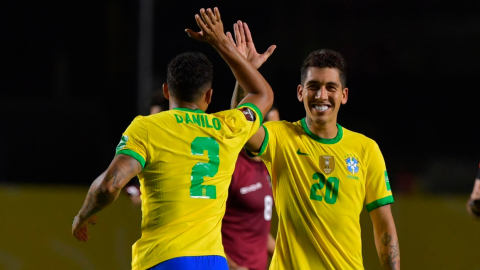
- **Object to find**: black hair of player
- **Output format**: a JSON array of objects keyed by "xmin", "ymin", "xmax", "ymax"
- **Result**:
[
  {"xmin": 300, "ymin": 49, "xmax": 347, "ymax": 88},
  {"xmin": 167, "ymin": 52, "xmax": 213, "ymax": 102}
]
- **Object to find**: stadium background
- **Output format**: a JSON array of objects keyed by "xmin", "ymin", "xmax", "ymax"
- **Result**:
[{"xmin": 1, "ymin": 0, "xmax": 480, "ymax": 269}]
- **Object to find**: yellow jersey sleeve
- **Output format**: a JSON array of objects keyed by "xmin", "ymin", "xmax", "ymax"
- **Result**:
[
  {"xmin": 236, "ymin": 102, "xmax": 263, "ymax": 138},
  {"xmin": 115, "ymin": 116, "xmax": 148, "ymax": 168},
  {"xmin": 247, "ymin": 121, "xmax": 286, "ymax": 163},
  {"xmin": 364, "ymin": 142, "xmax": 394, "ymax": 211}
]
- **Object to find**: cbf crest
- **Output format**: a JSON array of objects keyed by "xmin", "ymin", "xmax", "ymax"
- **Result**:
[
  {"xmin": 346, "ymin": 157, "xmax": 359, "ymax": 174},
  {"xmin": 320, "ymin": 155, "xmax": 335, "ymax": 175}
]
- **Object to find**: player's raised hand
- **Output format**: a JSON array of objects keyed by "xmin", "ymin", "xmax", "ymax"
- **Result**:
[
  {"xmin": 72, "ymin": 214, "xmax": 97, "ymax": 242},
  {"xmin": 226, "ymin": 21, "xmax": 276, "ymax": 69},
  {"xmin": 185, "ymin": 8, "xmax": 227, "ymax": 46}
]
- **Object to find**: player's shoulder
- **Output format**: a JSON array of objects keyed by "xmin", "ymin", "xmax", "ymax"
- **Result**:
[
  {"xmin": 341, "ymin": 125, "xmax": 379, "ymax": 148},
  {"xmin": 264, "ymin": 120, "xmax": 298, "ymax": 132},
  {"xmin": 125, "ymin": 115, "xmax": 148, "ymax": 128},
  {"xmin": 140, "ymin": 111, "xmax": 171, "ymax": 124}
]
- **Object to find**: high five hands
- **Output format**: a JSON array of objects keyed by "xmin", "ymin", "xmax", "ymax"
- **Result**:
[
  {"xmin": 186, "ymin": 8, "xmax": 276, "ymax": 67},
  {"xmin": 185, "ymin": 8, "xmax": 227, "ymax": 46},
  {"xmin": 227, "ymin": 21, "xmax": 276, "ymax": 69}
]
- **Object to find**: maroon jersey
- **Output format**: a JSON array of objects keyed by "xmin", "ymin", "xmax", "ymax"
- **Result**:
[{"xmin": 222, "ymin": 150, "xmax": 274, "ymax": 270}]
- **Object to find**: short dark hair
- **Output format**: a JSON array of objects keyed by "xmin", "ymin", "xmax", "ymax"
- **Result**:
[
  {"xmin": 167, "ymin": 52, "xmax": 213, "ymax": 102},
  {"xmin": 300, "ymin": 49, "xmax": 347, "ymax": 88}
]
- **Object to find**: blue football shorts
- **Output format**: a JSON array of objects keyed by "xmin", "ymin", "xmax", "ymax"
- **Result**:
[{"xmin": 149, "ymin": 256, "xmax": 228, "ymax": 270}]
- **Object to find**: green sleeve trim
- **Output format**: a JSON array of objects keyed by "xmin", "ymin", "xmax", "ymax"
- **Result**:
[
  {"xmin": 245, "ymin": 149, "xmax": 256, "ymax": 157},
  {"xmin": 366, "ymin": 195, "xmax": 394, "ymax": 212},
  {"xmin": 237, "ymin": 102, "xmax": 264, "ymax": 126},
  {"xmin": 258, "ymin": 125, "xmax": 269, "ymax": 156},
  {"xmin": 245, "ymin": 125, "xmax": 269, "ymax": 157},
  {"xmin": 116, "ymin": 149, "xmax": 146, "ymax": 168}
]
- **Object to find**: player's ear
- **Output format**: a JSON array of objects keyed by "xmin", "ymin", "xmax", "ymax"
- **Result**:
[
  {"xmin": 297, "ymin": 85, "xmax": 304, "ymax": 102},
  {"xmin": 341, "ymin": 87, "xmax": 348, "ymax": 105},
  {"xmin": 204, "ymin": 88, "xmax": 213, "ymax": 105},
  {"xmin": 162, "ymin": 83, "xmax": 170, "ymax": 100}
]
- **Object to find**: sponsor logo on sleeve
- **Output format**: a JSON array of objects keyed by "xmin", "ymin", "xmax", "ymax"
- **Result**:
[
  {"xmin": 239, "ymin": 107, "xmax": 256, "ymax": 122},
  {"xmin": 116, "ymin": 135, "xmax": 129, "ymax": 152},
  {"xmin": 320, "ymin": 155, "xmax": 335, "ymax": 175},
  {"xmin": 385, "ymin": 171, "xmax": 391, "ymax": 191}
]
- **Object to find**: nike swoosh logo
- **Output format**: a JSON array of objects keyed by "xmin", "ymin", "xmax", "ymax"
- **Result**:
[{"xmin": 296, "ymin": 149, "xmax": 309, "ymax": 156}]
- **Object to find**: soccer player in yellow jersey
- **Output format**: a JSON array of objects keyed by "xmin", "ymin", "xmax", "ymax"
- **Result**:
[
  {"xmin": 232, "ymin": 22, "xmax": 400, "ymax": 270},
  {"xmin": 72, "ymin": 8, "xmax": 274, "ymax": 270}
]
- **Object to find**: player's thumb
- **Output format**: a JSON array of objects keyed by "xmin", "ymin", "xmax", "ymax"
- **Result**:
[
  {"xmin": 264, "ymin": 45, "xmax": 277, "ymax": 58},
  {"xmin": 185, "ymin": 29, "xmax": 202, "ymax": 41}
]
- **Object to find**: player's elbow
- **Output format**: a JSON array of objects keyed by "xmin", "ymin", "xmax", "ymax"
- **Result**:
[{"xmin": 99, "ymin": 179, "xmax": 122, "ymax": 198}]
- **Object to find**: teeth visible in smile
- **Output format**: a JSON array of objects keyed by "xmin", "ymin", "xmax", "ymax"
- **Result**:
[{"xmin": 315, "ymin": 105, "xmax": 329, "ymax": 111}]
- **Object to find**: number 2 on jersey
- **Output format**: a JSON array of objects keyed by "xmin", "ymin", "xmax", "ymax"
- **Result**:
[
  {"xmin": 190, "ymin": 137, "xmax": 219, "ymax": 199},
  {"xmin": 310, "ymin": 172, "xmax": 339, "ymax": 204}
]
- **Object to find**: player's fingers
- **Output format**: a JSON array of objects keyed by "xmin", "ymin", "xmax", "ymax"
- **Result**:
[
  {"xmin": 233, "ymin": 23, "xmax": 241, "ymax": 45},
  {"xmin": 76, "ymin": 226, "xmax": 87, "ymax": 241},
  {"xmin": 200, "ymin": 8, "xmax": 213, "ymax": 29},
  {"xmin": 84, "ymin": 225, "xmax": 89, "ymax": 241},
  {"xmin": 226, "ymin": 32, "xmax": 236, "ymax": 47},
  {"xmin": 263, "ymin": 45, "xmax": 277, "ymax": 58},
  {"xmin": 206, "ymin": 8, "xmax": 216, "ymax": 25},
  {"xmin": 238, "ymin": 21, "xmax": 246, "ymax": 43},
  {"xmin": 214, "ymin": 7, "xmax": 221, "ymax": 23},
  {"xmin": 195, "ymin": 13, "xmax": 209, "ymax": 34},
  {"xmin": 244, "ymin": 22, "xmax": 253, "ymax": 43}
]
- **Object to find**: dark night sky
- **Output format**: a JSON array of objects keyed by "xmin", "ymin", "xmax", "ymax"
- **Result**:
[{"xmin": 1, "ymin": 0, "xmax": 479, "ymax": 191}]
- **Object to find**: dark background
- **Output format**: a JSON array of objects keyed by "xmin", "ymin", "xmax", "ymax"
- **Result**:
[{"xmin": 2, "ymin": 0, "xmax": 479, "ymax": 192}]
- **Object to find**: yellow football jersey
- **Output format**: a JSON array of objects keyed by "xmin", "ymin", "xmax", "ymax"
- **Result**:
[
  {"xmin": 252, "ymin": 119, "xmax": 394, "ymax": 270},
  {"xmin": 115, "ymin": 104, "xmax": 262, "ymax": 270}
]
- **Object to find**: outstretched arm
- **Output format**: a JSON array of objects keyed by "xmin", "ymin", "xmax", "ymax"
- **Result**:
[
  {"xmin": 225, "ymin": 21, "xmax": 276, "ymax": 152},
  {"xmin": 370, "ymin": 205, "xmax": 400, "ymax": 270},
  {"xmin": 72, "ymin": 154, "xmax": 142, "ymax": 241},
  {"xmin": 185, "ymin": 8, "xmax": 273, "ymax": 119},
  {"xmin": 228, "ymin": 21, "xmax": 276, "ymax": 109}
]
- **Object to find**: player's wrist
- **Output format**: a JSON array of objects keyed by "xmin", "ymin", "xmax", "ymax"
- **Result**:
[{"xmin": 212, "ymin": 36, "xmax": 235, "ymax": 53}]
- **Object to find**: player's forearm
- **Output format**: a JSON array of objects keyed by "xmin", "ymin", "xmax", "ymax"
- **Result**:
[
  {"xmin": 371, "ymin": 205, "xmax": 400, "ymax": 270},
  {"xmin": 374, "ymin": 227, "xmax": 400, "ymax": 270},
  {"xmin": 267, "ymin": 233, "xmax": 276, "ymax": 255},
  {"xmin": 470, "ymin": 179, "xmax": 480, "ymax": 199},
  {"xmin": 77, "ymin": 172, "xmax": 121, "ymax": 219},
  {"xmin": 231, "ymin": 81, "xmax": 246, "ymax": 109},
  {"xmin": 213, "ymin": 39, "xmax": 273, "ymax": 112}
]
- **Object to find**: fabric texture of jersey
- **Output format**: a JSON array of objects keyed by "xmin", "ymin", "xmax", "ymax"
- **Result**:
[
  {"xmin": 115, "ymin": 104, "xmax": 262, "ymax": 270},
  {"xmin": 222, "ymin": 150, "xmax": 273, "ymax": 270},
  {"xmin": 251, "ymin": 119, "xmax": 394, "ymax": 270},
  {"xmin": 149, "ymin": 256, "xmax": 228, "ymax": 270}
]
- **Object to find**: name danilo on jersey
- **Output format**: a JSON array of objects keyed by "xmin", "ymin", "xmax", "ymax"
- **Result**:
[{"xmin": 174, "ymin": 113, "xmax": 222, "ymax": 130}]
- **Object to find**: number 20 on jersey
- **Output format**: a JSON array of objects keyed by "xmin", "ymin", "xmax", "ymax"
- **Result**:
[{"xmin": 310, "ymin": 172, "xmax": 339, "ymax": 204}]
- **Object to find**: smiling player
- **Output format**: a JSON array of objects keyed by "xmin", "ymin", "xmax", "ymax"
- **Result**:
[{"xmin": 234, "ymin": 27, "xmax": 400, "ymax": 269}]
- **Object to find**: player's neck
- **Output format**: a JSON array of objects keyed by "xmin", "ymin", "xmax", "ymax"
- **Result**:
[
  {"xmin": 305, "ymin": 117, "xmax": 338, "ymax": 139},
  {"xmin": 169, "ymin": 100, "xmax": 205, "ymax": 112}
]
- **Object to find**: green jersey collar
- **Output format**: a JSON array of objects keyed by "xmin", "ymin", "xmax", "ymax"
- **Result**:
[
  {"xmin": 301, "ymin": 118, "xmax": 343, "ymax": 144},
  {"xmin": 172, "ymin": 107, "xmax": 204, "ymax": 113}
]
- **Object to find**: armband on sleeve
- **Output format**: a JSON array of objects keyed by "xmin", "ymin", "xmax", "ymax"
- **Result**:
[{"xmin": 239, "ymin": 107, "xmax": 256, "ymax": 122}]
